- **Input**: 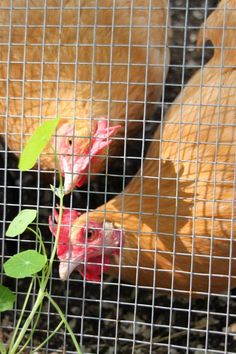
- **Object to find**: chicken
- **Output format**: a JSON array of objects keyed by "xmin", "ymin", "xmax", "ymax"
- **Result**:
[
  {"xmin": 0, "ymin": 0, "xmax": 170, "ymax": 193},
  {"xmin": 49, "ymin": 0, "xmax": 236, "ymax": 296}
]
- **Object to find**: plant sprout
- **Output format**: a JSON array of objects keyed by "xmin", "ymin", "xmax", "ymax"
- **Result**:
[{"xmin": 0, "ymin": 118, "xmax": 82, "ymax": 354}]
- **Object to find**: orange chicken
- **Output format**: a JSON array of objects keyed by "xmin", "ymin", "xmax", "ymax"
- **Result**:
[
  {"xmin": 50, "ymin": 0, "xmax": 236, "ymax": 296},
  {"xmin": 0, "ymin": 0, "xmax": 170, "ymax": 193}
]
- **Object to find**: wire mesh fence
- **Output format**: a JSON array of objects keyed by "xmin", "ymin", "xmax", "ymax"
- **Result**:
[{"xmin": 0, "ymin": 0, "xmax": 236, "ymax": 353}]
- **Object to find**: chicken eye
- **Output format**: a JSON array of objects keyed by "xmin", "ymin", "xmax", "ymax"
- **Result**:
[
  {"xmin": 67, "ymin": 137, "xmax": 73, "ymax": 146},
  {"xmin": 87, "ymin": 230, "xmax": 93, "ymax": 238}
]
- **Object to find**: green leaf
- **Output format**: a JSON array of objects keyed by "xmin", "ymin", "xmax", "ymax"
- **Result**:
[
  {"xmin": 18, "ymin": 117, "xmax": 59, "ymax": 171},
  {"xmin": 4, "ymin": 250, "xmax": 47, "ymax": 279},
  {"xmin": 6, "ymin": 209, "xmax": 37, "ymax": 237},
  {"xmin": 0, "ymin": 341, "xmax": 6, "ymax": 354},
  {"xmin": 0, "ymin": 285, "xmax": 16, "ymax": 313}
]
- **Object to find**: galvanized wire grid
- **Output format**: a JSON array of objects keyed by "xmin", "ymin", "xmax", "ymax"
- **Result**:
[{"xmin": 0, "ymin": 0, "xmax": 236, "ymax": 353}]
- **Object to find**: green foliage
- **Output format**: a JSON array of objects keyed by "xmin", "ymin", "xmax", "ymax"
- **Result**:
[
  {"xmin": 0, "ymin": 285, "xmax": 16, "ymax": 312},
  {"xmin": 6, "ymin": 209, "xmax": 37, "ymax": 237},
  {"xmin": 50, "ymin": 184, "xmax": 64, "ymax": 199},
  {"xmin": 0, "ymin": 341, "xmax": 7, "ymax": 354},
  {"xmin": 18, "ymin": 117, "xmax": 59, "ymax": 171},
  {"xmin": 2, "ymin": 118, "xmax": 82, "ymax": 353},
  {"xmin": 4, "ymin": 250, "xmax": 46, "ymax": 279}
]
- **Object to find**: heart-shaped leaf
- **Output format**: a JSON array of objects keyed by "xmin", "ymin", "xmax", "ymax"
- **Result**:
[
  {"xmin": 18, "ymin": 117, "xmax": 59, "ymax": 171},
  {"xmin": 0, "ymin": 285, "xmax": 16, "ymax": 312},
  {"xmin": 6, "ymin": 209, "xmax": 37, "ymax": 237},
  {"xmin": 4, "ymin": 250, "xmax": 47, "ymax": 278}
]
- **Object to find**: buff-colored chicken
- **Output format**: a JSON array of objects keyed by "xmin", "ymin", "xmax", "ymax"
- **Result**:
[
  {"xmin": 50, "ymin": 0, "xmax": 236, "ymax": 296},
  {"xmin": 0, "ymin": 0, "xmax": 170, "ymax": 193}
]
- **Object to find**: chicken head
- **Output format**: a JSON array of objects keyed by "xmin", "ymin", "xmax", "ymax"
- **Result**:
[
  {"xmin": 55, "ymin": 118, "xmax": 121, "ymax": 194},
  {"xmin": 49, "ymin": 208, "xmax": 123, "ymax": 282}
]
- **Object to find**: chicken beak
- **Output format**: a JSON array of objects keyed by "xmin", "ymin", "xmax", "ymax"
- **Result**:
[
  {"xmin": 63, "ymin": 171, "xmax": 86, "ymax": 195},
  {"xmin": 62, "ymin": 157, "xmax": 88, "ymax": 194},
  {"xmin": 59, "ymin": 254, "xmax": 84, "ymax": 280}
]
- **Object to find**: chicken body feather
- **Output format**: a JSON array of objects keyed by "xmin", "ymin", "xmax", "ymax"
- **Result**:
[
  {"xmin": 51, "ymin": 0, "xmax": 236, "ymax": 296},
  {"xmin": 0, "ymin": 0, "xmax": 170, "ymax": 192}
]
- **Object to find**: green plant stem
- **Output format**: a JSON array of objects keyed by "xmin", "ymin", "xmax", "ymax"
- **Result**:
[
  {"xmin": 46, "ymin": 197, "xmax": 63, "ymax": 280},
  {"xmin": 36, "ymin": 226, "xmax": 46, "ymax": 255},
  {"xmin": 45, "ymin": 292, "xmax": 82, "ymax": 354},
  {"xmin": 30, "ymin": 320, "xmax": 64, "ymax": 353},
  {"xmin": 51, "ymin": 144, "xmax": 63, "ymax": 195},
  {"xmin": 9, "ymin": 288, "xmax": 44, "ymax": 354},
  {"xmin": 9, "ymin": 194, "xmax": 64, "ymax": 354},
  {"xmin": 0, "ymin": 340, "xmax": 6, "ymax": 354},
  {"xmin": 17, "ymin": 302, "xmax": 43, "ymax": 354},
  {"xmin": 27, "ymin": 227, "xmax": 47, "ymax": 257},
  {"xmin": 8, "ymin": 278, "xmax": 35, "ymax": 352},
  {"xmin": 8, "ymin": 141, "xmax": 76, "ymax": 353}
]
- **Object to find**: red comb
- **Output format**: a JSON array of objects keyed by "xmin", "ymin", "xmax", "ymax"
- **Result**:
[
  {"xmin": 75, "ymin": 118, "xmax": 121, "ymax": 173},
  {"xmin": 90, "ymin": 118, "xmax": 121, "ymax": 156}
]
